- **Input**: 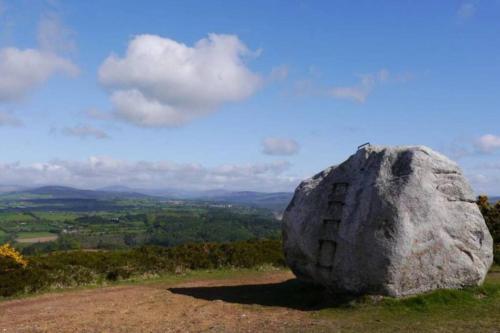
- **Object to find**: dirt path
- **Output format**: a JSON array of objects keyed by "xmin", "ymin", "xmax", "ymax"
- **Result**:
[{"xmin": 0, "ymin": 271, "xmax": 332, "ymax": 333}]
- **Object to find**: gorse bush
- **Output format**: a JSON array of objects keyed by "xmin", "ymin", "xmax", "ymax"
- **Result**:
[
  {"xmin": 477, "ymin": 196, "xmax": 500, "ymax": 264},
  {"xmin": 0, "ymin": 239, "xmax": 284, "ymax": 297},
  {"xmin": 0, "ymin": 243, "xmax": 28, "ymax": 272}
]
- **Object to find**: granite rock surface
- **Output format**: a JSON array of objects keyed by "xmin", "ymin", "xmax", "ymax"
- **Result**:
[{"xmin": 282, "ymin": 145, "xmax": 493, "ymax": 296}]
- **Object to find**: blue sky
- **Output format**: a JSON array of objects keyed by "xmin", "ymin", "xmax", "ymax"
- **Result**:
[{"xmin": 0, "ymin": 0, "xmax": 499, "ymax": 194}]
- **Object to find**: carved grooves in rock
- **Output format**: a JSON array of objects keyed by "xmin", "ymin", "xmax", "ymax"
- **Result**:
[
  {"xmin": 433, "ymin": 169, "xmax": 459, "ymax": 175},
  {"xmin": 316, "ymin": 182, "xmax": 349, "ymax": 271}
]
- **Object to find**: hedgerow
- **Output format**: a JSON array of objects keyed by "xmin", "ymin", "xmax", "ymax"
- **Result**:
[{"xmin": 0, "ymin": 239, "xmax": 284, "ymax": 297}]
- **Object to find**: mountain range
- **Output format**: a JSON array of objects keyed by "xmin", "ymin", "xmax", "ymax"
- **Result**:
[
  {"xmin": 3, "ymin": 185, "xmax": 497, "ymax": 211},
  {"xmin": 0, "ymin": 185, "xmax": 294, "ymax": 211}
]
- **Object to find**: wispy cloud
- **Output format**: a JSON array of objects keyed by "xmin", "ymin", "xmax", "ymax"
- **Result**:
[
  {"xmin": 0, "ymin": 111, "xmax": 22, "ymax": 127},
  {"xmin": 37, "ymin": 11, "xmax": 77, "ymax": 54},
  {"xmin": 474, "ymin": 134, "xmax": 500, "ymax": 154},
  {"xmin": 0, "ymin": 157, "xmax": 299, "ymax": 192},
  {"xmin": 0, "ymin": 4, "xmax": 78, "ymax": 103},
  {"xmin": 329, "ymin": 69, "xmax": 393, "ymax": 103},
  {"xmin": 442, "ymin": 134, "xmax": 500, "ymax": 160},
  {"xmin": 262, "ymin": 137, "xmax": 300, "ymax": 156},
  {"xmin": 268, "ymin": 65, "xmax": 289, "ymax": 82},
  {"xmin": 62, "ymin": 125, "xmax": 109, "ymax": 140},
  {"xmin": 465, "ymin": 163, "xmax": 500, "ymax": 196},
  {"xmin": 457, "ymin": 2, "xmax": 476, "ymax": 20},
  {"xmin": 292, "ymin": 69, "xmax": 412, "ymax": 103},
  {"xmin": 84, "ymin": 107, "xmax": 113, "ymax": 121},
  {"xmin": 329, "ymin": 86, "xmax": 370, "ymax": 103}
]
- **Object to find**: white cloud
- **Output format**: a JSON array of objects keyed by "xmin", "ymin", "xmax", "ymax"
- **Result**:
[
  {"xmin": 0, "ymin": 47, "xmax": 78, "ymax": 101},
  {"xmin": 62, "ymin": 125, "xmax": 109, "ymax": 140},
  {"xmin": 99, "ymin": 33, "xmax": 262, "ymax": 127},
  {"xmin": 328, "ymin": 69, "xmax": 389, "ymax": 103},
  {"xmin": 262, "ymin": 137, "xmax": 300, "ymax": 156},
  {"xmin": 457, "ymin": 3, "xmax": 476, "ymax": 20},
  {"xmin": 474, "ymin": 134, "xmax": 500, "ymax": 153},
  {"xmin": 0, "ymin": 5, "xmax": 78, "ymax": 103},
  {"xmin": 0, "ymin": 157, "xmax": 298, "ymax": 192},
  {"xmin": 0, "ymin": 111, "xmax": 22, "ymax": 126}
]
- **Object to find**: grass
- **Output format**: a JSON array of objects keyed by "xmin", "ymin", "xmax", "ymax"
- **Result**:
[
  {"xmin": 0, "ymin": 212, "xmax": 37, "ymax": 223},
  {"xmin": 310, "ymin": 266, "xmax": 500, "ymax": 332},
  {"xmin": 16, "ymin": 231, "xmax": 58, "ymax": 239},
  {"xmin": 33, "ymin": 212, "xmax": 79, "ymax": 222},
  {"xmin": 0, "ymin": 264, "xmax": 286, "ymax": 302}
]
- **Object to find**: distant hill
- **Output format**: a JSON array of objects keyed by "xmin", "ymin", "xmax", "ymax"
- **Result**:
[
  {"xmin": 4, "ymin": 184, "xmax": 495, "ymax": 212},
  {"xmin": 99, "ymin": 186, "xmax": 201, "ymax": 199},
  {"xmin": 1, "ymin": 185, "xmax": 293, "ymax": 212},
  {"xmin": 98, "ymin": 185, "xmax": 135, "ymax": 192},
  {"xmin": 197, "ymin": 191, "xmax": 293, "ymax": 212},
  {"xmin": 3, "ymin": 186, "xmax": 154, "ymax": 200},
  {"xmin": 101, "ymin": 186, "xmax": 294, "ymax": 211}
]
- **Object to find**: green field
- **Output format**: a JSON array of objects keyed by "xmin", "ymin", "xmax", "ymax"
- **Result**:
[
  {"xmin": 0, "ymin": 195, "xmax": 497, "ymax": 266},
  {"xmin": 32, "ymin": 212, "xmax": 79, "ymax": 222},
  {"xmin": 0, "ymin": 212, "xmax": 38, "ymax": 223},
  {"xmin": 16, "ymin": 231, "xmax": 58, "ymax": 239},
  {"xmin": 0, "ymin": 197, "xmax": 281, "ymax": 252},
  {"xmin": 0, "ymin": 229, "xmax": 7, "ymax": 243}
]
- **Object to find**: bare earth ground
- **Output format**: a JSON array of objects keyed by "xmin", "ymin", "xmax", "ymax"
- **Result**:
[
  {"xmin": 0, "ymin": 270, "xmax": 332, "ymax": 333},
  {"xmin": 15, "ymin": 236, "xmax": 58, "ymax": 244},
  {"xmin": 1, "ymin": 268, "xmax": 499, "ymax": 333}
]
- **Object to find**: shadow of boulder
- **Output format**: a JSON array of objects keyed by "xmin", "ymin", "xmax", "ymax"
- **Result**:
[{"xmin": 168, "ymin": 278, "xmax": 359, "ymax": 311}]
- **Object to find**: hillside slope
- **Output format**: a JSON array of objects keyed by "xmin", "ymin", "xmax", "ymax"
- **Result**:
[
  {"xmin": 1, "ymin": 267, "xmax": 499, "ymax": 332},
  {"xmin": 6, "ymin": 186, "xmax": 153, "ymax": 200}
]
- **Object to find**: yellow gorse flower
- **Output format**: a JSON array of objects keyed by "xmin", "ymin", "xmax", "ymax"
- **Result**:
[{"xmin": 0, "ymin": 243, "xmax": 28, "ymax": 268}]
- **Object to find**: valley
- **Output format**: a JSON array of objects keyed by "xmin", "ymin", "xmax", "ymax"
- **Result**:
[{"xmin": 0, "ymin": 186, "xmax": 290, "ymax": 252}]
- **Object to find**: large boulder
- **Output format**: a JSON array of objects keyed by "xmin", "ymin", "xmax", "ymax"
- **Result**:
[{"xmin": 282, "ymin": 145, "xmax": 493, "ymax": 297}]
